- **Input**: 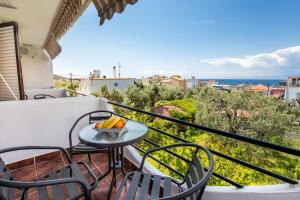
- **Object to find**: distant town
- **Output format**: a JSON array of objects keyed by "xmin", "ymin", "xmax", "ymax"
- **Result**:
[{"xmin": 56, "ymin": 66, "xmax": 300, "ymax": 102}]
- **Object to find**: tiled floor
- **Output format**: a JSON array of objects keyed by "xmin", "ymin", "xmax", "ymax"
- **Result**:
[{"xmin": 9, "ymin": 152, "xmax": 135, "ymax": 200}]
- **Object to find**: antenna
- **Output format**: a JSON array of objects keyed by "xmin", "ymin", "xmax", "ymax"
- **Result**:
[
  {"xmin": 113, "ymin": 66, "xmax": 117, "ymax": 79},
  {"xmin": 118, "ymin": 63, "xmax": 121, "ymax": 79}
]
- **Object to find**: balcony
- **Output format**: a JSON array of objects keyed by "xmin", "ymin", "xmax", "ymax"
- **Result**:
[{"xmin": 0, "ymin": 98, "xmax": 300, "ymax": 200}]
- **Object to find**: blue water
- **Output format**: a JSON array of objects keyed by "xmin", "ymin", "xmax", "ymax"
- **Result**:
[{"xmin": 201, "ymin": 79, "xmax": 282, "ymax": 86}]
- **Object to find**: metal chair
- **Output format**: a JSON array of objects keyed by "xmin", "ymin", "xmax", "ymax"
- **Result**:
[
  {"xmin": 0, "ymin": 146, "xmax": 98, "ymax": 200},
  {"xmin": 34, "ymin": 94, "xmax": 56, "ymax": 99},
  {"xmin": 69, "ymin": 110, "xmax": 115, "ymax": 161},
  {"xmin": 114, "ymin": 143, "xmax": 214, "ymax": 200}
]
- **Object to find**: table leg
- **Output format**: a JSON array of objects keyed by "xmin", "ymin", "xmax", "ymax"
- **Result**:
[
  {"xmin": 121, "ymin": 147, "xmax": 126, "ymax": 175},
  {"xmin": 98, "ymin": 148, "xmax": 111, "ymax": 181},
  {"xmin": 105, "ymin": 147, "xmax": 127, "ymax": 199},
  {"xmin": 107, "ymin": 148, "xmax": 117, "ymax": 200}
]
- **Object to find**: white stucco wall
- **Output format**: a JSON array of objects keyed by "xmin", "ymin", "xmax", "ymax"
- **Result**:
[
  {"xmin": 78, "ymin": 78, "xmax": 136, "ymax": 94},
  {"xmin": 0, "ymin": 97, "xmax": 110, "ymax": 163},
  {"xmin": 21, "ymin": 47, "xmax": 54, "ymax": 90},
  {"xmin": 286, "ymin": 87, "xmax": 300, "ymax": 101}
]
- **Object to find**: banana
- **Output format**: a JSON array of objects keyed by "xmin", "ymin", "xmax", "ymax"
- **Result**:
[
  {"xmin": 105, "ymin": 116, "xmax": 121, "ymax": 128},
  {"xmin": 102, "ymin": 115, "xmax": 117, "ymax": 128}
]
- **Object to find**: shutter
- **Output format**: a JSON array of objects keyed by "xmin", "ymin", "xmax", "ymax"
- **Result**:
[{"xmin": 0, "ymin": 22, "xmax": 24, "ymax": 101}]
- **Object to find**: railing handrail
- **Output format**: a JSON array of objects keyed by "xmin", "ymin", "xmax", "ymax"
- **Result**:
[
  {"xmin": 64, "ymin": 89, "xmax": 87, "ymax": 96},
  {"xmin": 108, "ymin": 101, "xmax": 300, "ymax": 157}
]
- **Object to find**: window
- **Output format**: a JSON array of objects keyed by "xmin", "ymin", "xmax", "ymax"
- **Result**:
[
  {"xmin": 114, "ymin": 82, "xmax": 118, "ymax": 87},
  {"xmin": 291, "ymin": 79, "xmax": 296, "ymax": 86}
]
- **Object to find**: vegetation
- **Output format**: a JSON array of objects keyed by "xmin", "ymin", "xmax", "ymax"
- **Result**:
[
  {"xmin": 91, "ymin": 81, "xmax": 300, "ymax": 186},
  {"xmin": 54, "ymin": 79, "xmax": 79, "ymax": 96},
  {"xmin": 92, "ymin": 85, "xmax": 124, "ymax": 103}
]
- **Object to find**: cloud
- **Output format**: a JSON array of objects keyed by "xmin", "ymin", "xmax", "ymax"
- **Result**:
[
  {"xmin": 202, "ymin": 46, "xmax": 300, "ymax": 68},
  {"xmin": 192, "ymin": 19, "xmax": 216, "ymax": 25},
  {"xmin": 198, "ymin": 46, "xmax": 300, "ymax": 78}
]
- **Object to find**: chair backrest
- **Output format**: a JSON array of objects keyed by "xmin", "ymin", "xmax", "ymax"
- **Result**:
[
  {"xmin": 0, "ymin": 157, "xmax": 16, "ymax": 200},
  {"xmin": 183, "ymin": 153, "xmax": 208, "ymax": 200},
  {"xmin": 157, "ymin": 144, "xmax": 213, "ymax": 200},
  {"xmin": 34, "ymin": 94, "xmax": 56, "ymax": 100},
  {"xmin": 69, "ymin": 110, "xmax": 114, "ymax": 147},
  {"xmin": 88, "ymin": 112, "xmax": 112, "ymax": 124}
]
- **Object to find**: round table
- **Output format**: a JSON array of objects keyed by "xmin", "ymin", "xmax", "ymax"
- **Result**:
[{"xmin": 78, "ymin": 119, "xmax": 148, "ymax": 199}]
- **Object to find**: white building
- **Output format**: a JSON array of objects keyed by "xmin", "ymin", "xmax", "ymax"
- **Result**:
[
  {"xmin": 186, "ymin": 77, "xmax": 199, "ymax": 89},
  {"xmin": 78, "ymin": 78, "xmax": 136, "ymax": 94},
  {"xmin": 285, "ymin": 76, "xmax": 300, "ymax": 101}
]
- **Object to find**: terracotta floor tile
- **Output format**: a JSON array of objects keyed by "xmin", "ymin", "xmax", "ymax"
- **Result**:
[
  {"xmin": 7, "ymin": 158, "xmax": 34, "ymax": 170},
  {"xmin": 8, "ymin": 152, "xmax": 137, "ymax": 200},
  {"xmin": 11, "ymin": 165, "xmax": 36, "ymax": 199},
  {"xmin": 84, "ymin": 168, "xmax": 102, "ymax": 184},
  {"xmin": 27, "ymin": 192, "xmax": 38, "ymax": 200},
  {"xmin": 92, "ymin": 172, "xmax": 117, "ymax": 200},
  {"xmin": 35, "ymin": 151, "xmax": 61, "ymax": 163},
  {"xmin": 11, "ymin": 164, "xmax": 36, "ymax": 182},
  {"xmin": 91, "ymin": 153, "xmax": 109, "ymax": 167},
  {"xmin": 35, "ymin": 156, "xmax": 66, "ymax": 178},
  {"xmin": 72, "ymin": 154, "xmax": 98, "ymax": 172}
]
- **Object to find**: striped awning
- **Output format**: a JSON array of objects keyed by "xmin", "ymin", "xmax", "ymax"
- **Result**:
[
  {"xmin": 44, "ymin": 0, "xmax": 90, "ymax": 59},
  {"xmin": 92, "ymin": 0, "xmax": 138, "ymax": 25},
  {"xmin": 44, "ymin": 34, "xmax": 62, "ymax": 60},
  {"xmin": 0, "ymin": 0, "xmax": 17, "ymax": 9}
]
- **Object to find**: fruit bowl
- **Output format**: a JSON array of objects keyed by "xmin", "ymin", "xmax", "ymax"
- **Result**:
[
  {"xmin": 94, "ymin": 115, "xmax": 127, "ymax": 135},
  {"xmin": 93, "ymin": 127, "xmax": 128, "ymax": 135}
]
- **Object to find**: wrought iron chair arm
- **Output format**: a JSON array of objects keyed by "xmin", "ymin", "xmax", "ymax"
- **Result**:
[
  {"xmin": 139, "ymin": 143, "xmax": 213, "ymax": 172},
  {"xmin": 77, "ymin": 161, "xmax": 98, "ymax": 189}
]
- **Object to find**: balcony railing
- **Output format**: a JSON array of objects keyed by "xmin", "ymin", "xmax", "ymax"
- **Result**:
[{"xmin": 108, "ymin": 101, "xmax": 300, "ymax": 188}]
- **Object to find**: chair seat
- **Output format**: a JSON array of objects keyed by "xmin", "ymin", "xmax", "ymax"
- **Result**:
[
  {"xmin": 35, "ymin": 162, "xmax": 95, "ymax": 200},
  {"xmin": 72, "ymin": 143, "xmax": 107, "ymax": 153},
  {"xmin": 114, "ymin": 171, "xmax": 182, "ymax": 200}
]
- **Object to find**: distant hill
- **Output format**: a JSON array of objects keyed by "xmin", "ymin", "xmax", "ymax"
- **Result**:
[{"xmin": 54, "ymin": 74, "xmax": 68, "ymax": 80}]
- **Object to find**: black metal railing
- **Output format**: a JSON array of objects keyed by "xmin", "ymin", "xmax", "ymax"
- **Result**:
[
  {"xmin": 65, "ymin": 89, "xmax": 87, "ymax": 97},
  {"xmin": 108, "ymin": 101, "xmax": 300, "ymax": 188}
]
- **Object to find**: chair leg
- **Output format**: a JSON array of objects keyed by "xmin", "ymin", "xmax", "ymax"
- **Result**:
[
  {"xmin": 88, "ymin": 153, "xmax": 92, "ymax": 162},
  {"xmin": 69, "ymin": 149, "xmax": 73, "ymax": 160}
]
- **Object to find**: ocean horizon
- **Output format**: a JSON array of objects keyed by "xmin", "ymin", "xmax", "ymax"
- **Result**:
[{"xmin": 198, "ymin": 79, "xmax": 283, "ymax": 86}]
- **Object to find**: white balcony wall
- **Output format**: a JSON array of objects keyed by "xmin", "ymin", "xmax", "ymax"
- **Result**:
[
  {"xmin": 21, "ymin": 47, "xmax": 53, "ymax": 90},
  {"xmin": 0, "ymin": 97, "xmax": 111, "ymax": 163}
]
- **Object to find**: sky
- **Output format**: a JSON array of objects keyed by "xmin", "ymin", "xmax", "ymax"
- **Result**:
[{"xmin": 53, "ymin": 0, "xmax": 300, "ymax": 79}]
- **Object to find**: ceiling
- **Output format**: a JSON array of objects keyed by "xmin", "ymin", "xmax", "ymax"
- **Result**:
[{"xmin": 0, "ymin": 0, "xmax": 62, "ymax": 47}]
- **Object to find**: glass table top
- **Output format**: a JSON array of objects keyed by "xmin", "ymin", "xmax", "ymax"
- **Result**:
[{"xmin": 78, "ymin": 120, "xmax": 148, "ymax": 148}]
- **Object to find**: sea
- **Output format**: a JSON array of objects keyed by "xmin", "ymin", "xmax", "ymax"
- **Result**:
[{"xmin": 200, "ymin": 79, "xmax": 282, "ymax": 86}]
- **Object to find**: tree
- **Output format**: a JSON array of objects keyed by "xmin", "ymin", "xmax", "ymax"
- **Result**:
[
  {"xmin": 92, "ymin": 85, "xmax": 111, "ymax": 99},
  {"xmin": 160, "ymin": 87, "xmax": 184, "ymax": 101},
  {"xmin": 54, "ymin": 79, "xmax": 79, "ymax": 96},
  {"xmin": 126, "ymin": 82, "xmax": 185, "ymax": 109},
  {"xmin": 118, "ymin": 86, "xmax": 300, "ymax": 186},
  {"xmin": 110, "ymin": 88, "xmax": 124, "ymax": 103},
  {"xmin": 126, "ymin": 82, "xmax": 149, "ymax": 109}
]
